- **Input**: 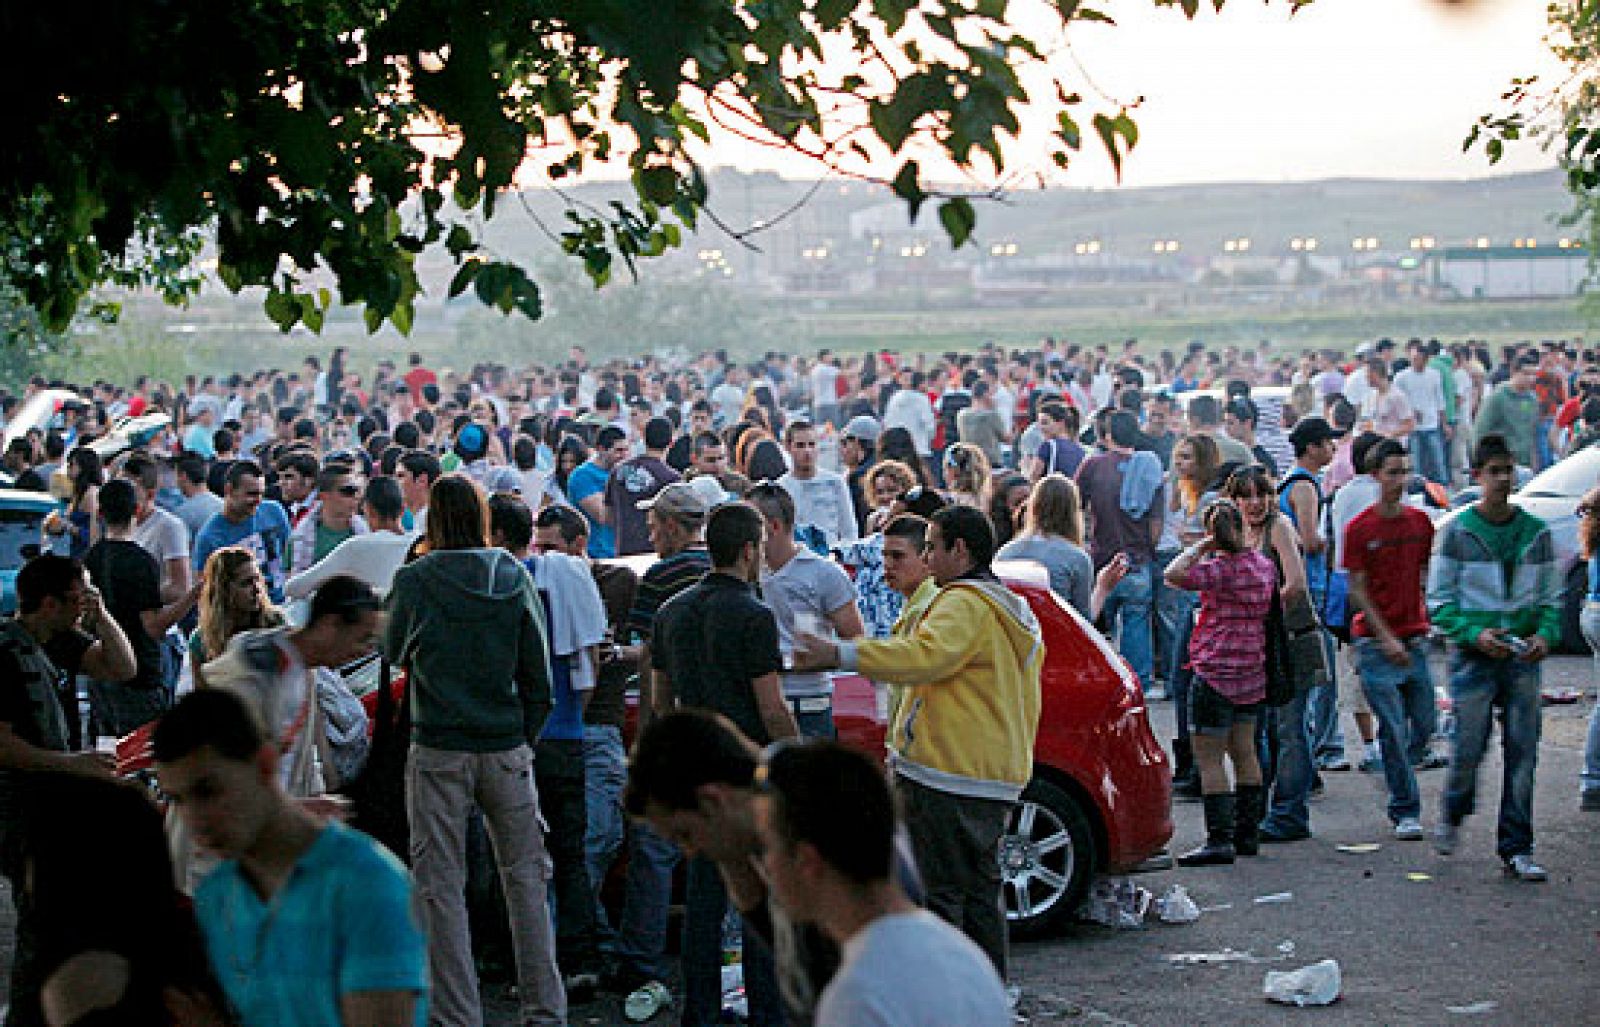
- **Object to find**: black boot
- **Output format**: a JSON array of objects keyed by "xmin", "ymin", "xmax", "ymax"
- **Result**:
[
  {"xmin": 1171, "ymin": 739, "xmax": 1202, "ymax": 801},
  {"xmin": 1178, "ymin": 793, "xmax": 1237, "ymax": 866},
  {"xmin": 1234, "ymin": 784, "xmax": 1264, "ymax": 857}
]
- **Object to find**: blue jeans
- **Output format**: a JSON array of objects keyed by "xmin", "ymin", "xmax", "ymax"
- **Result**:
[
  {"xmin": 1355, "ymin": 637, "xmax": 1435, "ymax": 822},
  {"xmin": 1260, "ymin": 686, "xmax": 1314, "ymax": 837},
  {"xmin": 1102, "ymin": 560, "xmax": 1155, "ymax": 691},
  {"xmin": 582, "ymin": 726, "xmax": 627, "ymax": 931},
  {"xmin": 683, "ymin": 857, "xmax": 785, "ymax": 1026},
  {"xmin": 1444, "ymin": 651, "xmax": 1542, "ymax": 858},
  {"xmin": 1580, "ymin": 603, "xmax": 1600, "ymax": 796},
  {"xmin": 1409, "ymin": 427, "xmax": 1448, "ymax": 486},
  {"xmin": 611, "ymin": 820, "xmax": 680, "ymax": 982},
  {"xmin": 1309, "ymin": 628, "xmax": 1347, "ymax": 766},
  {"xmin": 1169, "ymin": 592, "xmax": 1198, "ymax": 745},
  {"xmin": 1153, "ymin": 549, "xmax": 1190, "ymax": 690}
]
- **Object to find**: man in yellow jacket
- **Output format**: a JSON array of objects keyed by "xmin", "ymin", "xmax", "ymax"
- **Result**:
[{"xmin": 794, "ymin": 505, "xmax": 1043, "ymax": 981}]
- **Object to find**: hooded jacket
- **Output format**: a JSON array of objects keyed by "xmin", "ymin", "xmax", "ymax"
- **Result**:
[
  {"xmin": 384, "ymin": 548, "xmax": 552, "ymax": 752},
  {"xmin": 840, "ymin": 576, "xmax": 1043, "ymax": 801}
]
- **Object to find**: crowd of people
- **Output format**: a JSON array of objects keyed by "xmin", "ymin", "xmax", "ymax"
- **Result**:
[{"xmin": 0, "ymin": 331, "xmax": 1594, "ymax": 1025}]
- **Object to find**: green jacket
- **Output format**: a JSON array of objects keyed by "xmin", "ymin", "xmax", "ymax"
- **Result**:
[
  {"xmin": 1429, "ymin": 354, "xmax": 1458, "ymax": 424},
  {"xmin": 385, "ymin": 548, "xmax": 552, "ymax": 752},
  {"xmin": 1472, "ymin": 384, "xmax": 1539, "ymax": 466},
  {"xmin": 1426, "ymin": 506, "xmax": 1561, "ymax": 650}
]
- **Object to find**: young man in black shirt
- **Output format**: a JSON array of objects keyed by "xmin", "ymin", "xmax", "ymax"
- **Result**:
[
  {"xmin": 81, "ymin": 480, "xmax": 176, "ymax": 740},
  {"xmin": 650, "ymin": 502, "xmax": 797, "ymax": 1026}
]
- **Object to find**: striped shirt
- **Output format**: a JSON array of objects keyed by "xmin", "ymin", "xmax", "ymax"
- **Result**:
[
  {"xmin": 1181, "ymin": 550, "xmax": 1277, "ymax": 703},
  {"xmin": 626, "ymin": 546, "xmax": 711, "ymax": 642}
]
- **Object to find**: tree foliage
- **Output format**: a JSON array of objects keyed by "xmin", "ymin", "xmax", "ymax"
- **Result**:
[
  {"xmin": 4, "ymin": 0, "xmax": 1307, "ymax": 335},
  {"xmin": 1468, "ymin": 1, "xmax": 1600, "ymax": 251}
]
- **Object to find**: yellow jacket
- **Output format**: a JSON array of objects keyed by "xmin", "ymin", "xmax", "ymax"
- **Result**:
[{"xmin": 843, "ymin": 576, "xmax": 1043, "ymax": 801}]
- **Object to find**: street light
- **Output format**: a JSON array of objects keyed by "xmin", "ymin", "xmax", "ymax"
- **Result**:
[
  {"xmin": 1476, "ymin": 237, "xmax": 1491, "ymax": 249},
  {"xmin": 1152, "ymin": 240, "xmax": 1179, "ymax": 254}
]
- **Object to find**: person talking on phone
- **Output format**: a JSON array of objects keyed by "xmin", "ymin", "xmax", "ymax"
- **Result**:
[{"xmin": 1426, "ymin": 433, "xmax": 1561, "ymax": 881}]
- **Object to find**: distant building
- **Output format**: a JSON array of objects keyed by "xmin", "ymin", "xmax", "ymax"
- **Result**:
[{"xmin": 1429, "ymin": 246, "xmax": 1590, "ymax": 299}]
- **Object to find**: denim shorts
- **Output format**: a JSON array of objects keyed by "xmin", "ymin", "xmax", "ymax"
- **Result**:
[{"xmin": 1189, "ymin": 674, "xmax": 1262, "ymax": 735}]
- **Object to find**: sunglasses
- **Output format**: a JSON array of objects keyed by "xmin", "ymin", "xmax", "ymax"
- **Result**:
[{"xmin": 334, "ymin": 483, "xmax": 363, "ymax": 497}]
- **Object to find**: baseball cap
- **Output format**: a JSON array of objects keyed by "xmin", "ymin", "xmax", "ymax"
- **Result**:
[
  {"xmin": 1288, "ymin": 416, "xmax": 1339, "ymax": 451},
  {"xmin": 637, "ymin": 480, "xmax": 711, "ymax": 520},
  {"xmin": 841, "ymin": 415, "xmax": 882, "ymax": 444}
]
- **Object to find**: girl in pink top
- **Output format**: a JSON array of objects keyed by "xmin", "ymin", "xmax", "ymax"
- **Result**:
[{"xmin": 1164, "ymin": 500, "xmax": 1278, "ymax": 867}]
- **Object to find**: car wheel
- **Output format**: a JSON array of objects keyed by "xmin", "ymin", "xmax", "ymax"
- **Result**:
[
  {"xmin": 1561, "ymin": 563, "xmax": 1587, "ymax": 655},
  {"xmin": 1000, "ymin": 776, "xmax": 1096, "ymax": 938}
]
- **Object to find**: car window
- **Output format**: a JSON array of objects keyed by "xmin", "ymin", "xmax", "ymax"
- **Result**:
[
  {"xmin": 0, "ymin": 507, "xmax": 51, "ymax": 571},
  {"xmin": 1522, "ymin": 449, "xmax": 1600, "ymax": 499}
]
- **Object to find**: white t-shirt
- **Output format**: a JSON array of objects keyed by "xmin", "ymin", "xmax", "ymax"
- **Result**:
[
  {"xmin": 810, "ymin": 362, "xmax": 841, "ymax": 409},
  {"xmin": 711, "ymin": 382, "xmax": 745, "ymax": 425},
  {"xmin": 884, "ymin": 389, "xmax": 936, "ymax": 455},
  {"xmin": 133, "ymin": 507, "xmax": 191, "ymax": 585},
  {"xmin": 778, "ymin": 470, "xmax": 859, "ymax": 547},
  {"xmin": 1393, "ymin": 366, "xmax": 1445, "ymax": 431},
  {"xmin": 1342, "ymin": 366, "xmax": 1373, "ymax": 409},
  {"xmin": 817, "ymin": 911, "xmax": 1010, "ymax": 1027},
  {"xmin": 761, "ymin": 547, "xmax": 858, "ymax": 699},
  {"xmin": 283, "ymin": 529, "xmax": 417, "ymax": 600}
]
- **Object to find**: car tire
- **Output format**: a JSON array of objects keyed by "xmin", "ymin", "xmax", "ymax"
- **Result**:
[
  {"xmin": 1001, "ymin": 776, "xmax": 1096, "ymax": 939},
  {"xmin": 1561, "ymin": 563, "xmax": 1587, "ymax": 655}
]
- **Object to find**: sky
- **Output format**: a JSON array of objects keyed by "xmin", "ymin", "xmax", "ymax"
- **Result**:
[{"xmin": 703, "ymin": 0, "xmax": 1565, "ymax": 188}]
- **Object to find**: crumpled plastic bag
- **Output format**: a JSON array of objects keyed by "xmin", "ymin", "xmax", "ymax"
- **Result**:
[
  {"xmin": 1263, "ymin": 959, "xmax": 1342, "ymax": 1007},
  {"xmin": 1079, "ymin": 877, "xmax": 1152, "ymax": 929},
  {"xmin": 1154, "ymin": 884, "xmax": 1200, "ymax": 924}
]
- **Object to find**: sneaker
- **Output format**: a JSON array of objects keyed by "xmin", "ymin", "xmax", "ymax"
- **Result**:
[
  {"xmin": 1320, "ymin": 757, "xmax": 1353, "ymax": 772},
  {"xmin": 1394, "ymin": 817, "xmax": 1425, "ymax": 841},
  {"xmin": 1432, "ymin": 821, "xmax": 1459, "ymax": 855},
  {"xmin": 1581, "ymin": 790, "xmax": 1600, "ymax": 812},
  {"xmin": 1414, "ymin": 754, "xmax": 1450, "ymax": 771},
  {"xmin": 1357, "ymin": 754, "xmax": 1383, "ymax": 773},
  {"xmin": 1504, "ymin": 853, "xmax": 1548, "ymax": 882}
]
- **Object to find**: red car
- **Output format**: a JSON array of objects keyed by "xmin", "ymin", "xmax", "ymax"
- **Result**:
[{"xmin": 620, "ymin": 556, "xmax": 1173, "ymax": 937}]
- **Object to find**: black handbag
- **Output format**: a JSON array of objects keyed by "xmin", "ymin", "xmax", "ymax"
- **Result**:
[
  {"xmin": 1263, "ymin": 587, "xmax": 1296, "ymax": 708},
  {"xmin": 341, "ymin": 656, "xmax": 412, "ymax": 861}
]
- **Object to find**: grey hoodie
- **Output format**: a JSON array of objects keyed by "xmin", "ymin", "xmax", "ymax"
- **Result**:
[{"xmin": 385, "ymin": 548, "xmax": 552, "ymax": 752}]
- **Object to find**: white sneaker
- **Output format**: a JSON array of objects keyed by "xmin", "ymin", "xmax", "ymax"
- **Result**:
[
  {"xmin": 1432, "ymin": 821, "xmax": 1458, "ymax": 855},
  {"xmin": 1394, "ymin": 817, "xmax": 1425, "ymax": 841},
  {"xmin": 1504, "ymin": 853, "xmax": 1548, "ymax": 882}
]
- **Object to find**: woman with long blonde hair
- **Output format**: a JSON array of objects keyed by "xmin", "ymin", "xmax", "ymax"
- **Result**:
[
  {"xmin": 941, "ymin": 442, "xmax": 991, "ymax": 509},
  {"xmin": 1164, "ymin": 433, "xmax": 1223, "ymax": 797},
  {"xmin": 182, "ymin": 547, "xmax": 284, "ymax": 692},
  {"xmin": 997, "ymin": 473, "xmax": 1095, "ymax": 618}
]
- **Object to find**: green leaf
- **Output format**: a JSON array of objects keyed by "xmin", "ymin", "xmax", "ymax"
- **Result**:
[
  {"xmin": 635, "ymin": 166, "xmax": 678, "ymax": 206},
  {"xmin": 391, "ymin": 300, "xmax": 415, "ymax": 335},
  {"xmin": 1057, "ymin": 111, "xmax": 1082, "ymax": 150},
  {"xmin": 449, "ymin": 259, "xmax": 483, "ymax": 298},
  {"xmin": 937, "ymin": 197, "xmax": 976, "ymax": 248},
  {"xmin": 890, "ymin": 160, "xmax": 926, "ymax": 222},
  {"xmin": 445, "ymin": 225, "xmax": 476, "ymax": 257},
  {"xmin": 264, "ymin": 289, "xmax": 299, "ymax": 333}
]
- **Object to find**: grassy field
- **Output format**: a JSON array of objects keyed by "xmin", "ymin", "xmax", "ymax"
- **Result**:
[{"xmin": 791, "ymin": 296, "xmax": 1594, "ymax": 356}]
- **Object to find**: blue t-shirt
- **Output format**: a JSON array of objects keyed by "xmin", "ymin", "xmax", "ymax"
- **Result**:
[
  {"xmin": 1589, "ymin": 554, "xmax": 1600, "ymax": 603},
  {"xmin": 536, "ymin": 584, "xmax": 585, "ymax": 741},
  {"xmin": 192, "ymin": 501, "xmax": 292, "ymax": 601},
  {"xmin": 568, "ymin": 460, "xmax": 614, "ymax": 558},
  {"xmin": 1278, "ymin": 468, "xmax": 1329, "ymax": 601},
  {"xmin": 183, "ymin": 423, "xmax": 217, "ymax": 459},
  {"xmin": 196, "ymin": 821, "xmax": 428, "ymax": 1026}
]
